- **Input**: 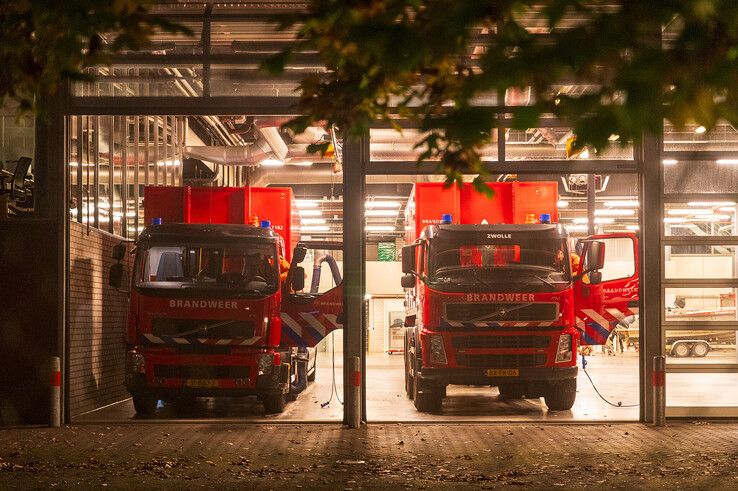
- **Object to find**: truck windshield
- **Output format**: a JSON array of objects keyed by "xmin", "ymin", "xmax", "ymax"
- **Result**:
[
  {"xmin": 428, "ymin": 237, "xmax": 570, "ymax": 291},
  {"xmin": 135, "ymin": 241, "xmax": 280, "ymax": 296}
]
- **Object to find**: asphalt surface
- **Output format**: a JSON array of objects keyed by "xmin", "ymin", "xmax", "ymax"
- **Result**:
[{"xmin": 2, "ymin": 422, "xmax": 738, "ymax": 489}]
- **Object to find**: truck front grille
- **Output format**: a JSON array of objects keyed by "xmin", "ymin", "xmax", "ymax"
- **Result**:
[
  {"xmin": 152, "ymin": 318, "xmax": 255, "ymax": 339},
  {"xmin": 444, "ymin": 303, "xmax": 558, "ymax": 323},
  {"xmin": 455, "ymin": 353, "xmax": 547, "ymax": 368},
  {"xmin": 154, "ymin": 365, "xmax": 250, "ymax": 379},
  {"xmin": 452, "ymin": 336, "xmax": 550, "ymax": 350}
]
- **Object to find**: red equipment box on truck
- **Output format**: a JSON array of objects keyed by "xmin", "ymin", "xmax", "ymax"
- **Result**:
[
  {"xmin": 401, "ymin": 182, "xmax": 638, "ymax": 412},
  {"xmin": 110, "ymin": 185, "xmax": 343, "ymax": 415}
]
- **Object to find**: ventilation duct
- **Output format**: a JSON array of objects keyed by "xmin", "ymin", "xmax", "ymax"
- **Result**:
[{"xmin": 185, "ymin": 126, "xmax": 288, "ymax": 166}]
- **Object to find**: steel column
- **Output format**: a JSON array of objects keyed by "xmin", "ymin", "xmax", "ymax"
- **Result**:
[
  {"xmin": 640, "ymin": 129, "xmax": 663, "ymax": 423},
  {"xmin": 342, "ymin": 133, "xmax": 368, "ymax": 426}
]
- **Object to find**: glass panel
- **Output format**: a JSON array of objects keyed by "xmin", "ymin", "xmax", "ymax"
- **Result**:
[
  {"xmin": 664, "ymin": 287, "xmax": 737, "ymax": 323},
  {"xmin": 663, "ymin": 202, "xmax": 737, "ymax": 236},
  {"xmin": 664, "ymin": 159, "xmax": 738, "ymax": 195},
  {"xmin": 665, "ymin": 330, "xmax": 737, "ymax": 363},
  {"xmin": 505, "ymin": 127, "xmax": 633, "ymax": 160},
  {"xmin": 210, "ymin": 66, "xmax": 322, "ymax": 97},
  {"xmin": 665, "ymin": 245, "xmax": 738, "ymax": 279},
  {"xmin": 369, "ymin": 128, "xmax": 498, "ymax": 162},
  {"xmin": 73, "ymin": 65, "xmax": 204, "ymax": 97},
  {"xmin": 114, "ymin": 22, "xmax": 204, "ymax": 55},
  {"xmin": 664, "ymin": 121, "xmax": 738, "ymax": 152},
  {"xmin": 668, "ymin": 373, "xmax": 738, "ymax": 407},
  {"xmin": 295, "ymin": 248, "xmax": 343, "ymax": 295}
]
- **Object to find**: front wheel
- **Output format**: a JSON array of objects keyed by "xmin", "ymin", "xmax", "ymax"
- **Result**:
[
  {"xmin": 404, "ymin": 335, "xmax": 414, "ymax": 400},
  {"xmin": 544, "ymin": 379, "xmax": 576, "ymax": 411},
  {"xmin": 263, "ymin": 393, "xmax": 287, "ymax": 414},
  {"xmin": 132, "ymin": 392, "xmax": 157, "ymax": 416},
  {"xmin": 413, "ymin": 367, "xmax": 442, "ymax": 413}
]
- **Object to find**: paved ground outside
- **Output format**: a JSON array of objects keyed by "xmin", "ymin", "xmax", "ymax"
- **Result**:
[{"xmin": 2, "ymin": 422, "xmax": 738, "ymax": 489}]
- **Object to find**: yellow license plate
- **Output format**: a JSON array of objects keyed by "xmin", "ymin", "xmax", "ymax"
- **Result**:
[
  {"xmin": 185, "ymin": 379, "xmax": 218, "ymax": 389},
  {"xmin": 486, "ymin": 369, "xmax": 519, "ymax": 377}
]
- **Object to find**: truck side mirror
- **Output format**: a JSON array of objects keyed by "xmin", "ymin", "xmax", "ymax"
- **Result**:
[
  {"xmin": 587, "ymin": 241, "xmax": 606, "ymax": 271},
  {"xmin": 401, "ymin": 245, "xmax": 417, "ymax": 274},
  {"xmin": 109, "ymin": 262, "xmax": 124, "ymax": 289},
  {"xmin": 588, "ymin": 271, "xmax": 602, "ymax": 285},
  {"xmin": 291, "ymin": 266, "xmax": 305, "ymax": 291},
  {"xmin": 293, "ymin": 245, "xmax": 307, "ymax": 264},
  {"xmin": 401, "ymin": 274, "xmax": 415, "ymax": 289},
  {"xmin": 112, "ymin": 243, "xmax": 126, "ymax": 261}
]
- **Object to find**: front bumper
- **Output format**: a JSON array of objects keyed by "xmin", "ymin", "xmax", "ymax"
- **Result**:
[{"xmin": 418, "ymin": 366, "xmax": 577, "ymax": 386}]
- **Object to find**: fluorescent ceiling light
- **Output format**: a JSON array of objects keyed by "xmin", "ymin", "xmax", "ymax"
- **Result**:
[
  {"xmin": 691, "ymin": 215, "xmax": 731, "ymax": 222},
  {"xmin": 626, "ymin": 225, "xmax": 640, "ymax": 231},
  {"xmin": 365, "ymin": 209, "xmax": 399, "ymax": 217},
  {"xmin": 557, "ymin": 200, "xmax": 569, "ymax": 208},
  {"xmin": 301, "ymin": 225, "xmax": 330, "ymax": 232},
  {"xmin": 716, "ymin": 159, "xmax": 738, "ymax": 165},
  {"xmin": 290, "ymin": 161, "xmax": 314, "ymax": 167},
  {"xmin": 260, "ymin": 158, "xmax": 284, "ymax": 167},
  {"xmin": 595, "ymin": 209, "xmax": 635, "ymax": 216},
  {"xmin": 695, "ymin": 126, "xmax": 707, "ymax": 134},
  {"xmin": 572, "ymin": 217, "xmax": 615, "ymax": 224},
  {"xmin": 366, "ymin": 200, "xmax": 401, "ymax": 209},
  {"xmin": 301, "ymin": 218, "xmax": 326, "ymax": 225},
  {"xmin": 565, "ymin": 224, "xmax": 589, "ymax": 232},
  {"xmin": 718, "ymin": 207, "xmax": 736, "ymax": 212},
  {"xmin": 662, "ymin": 159, "xmax": 678, "ymax": 165},
  {"xmin": 365, "ymin": 225, "xmax": 396, "ymax": 232},
  {"xmin": 688, "ymin": 201, "xmax": 736, "ymax": 207},
  {"xmin": 667, "ymin": 208, "xmax": 715, "ymax": 216},
  {"xmin": 299, "ymin": 210, "xmax": 323, "ymax": 217},
  {"xmin": 605, "ymin": 200, "xmax": 639, "ymax": 208},
  {"xmin": 295, "ymin": 199, "xmax": 319, "ymax": 208}
]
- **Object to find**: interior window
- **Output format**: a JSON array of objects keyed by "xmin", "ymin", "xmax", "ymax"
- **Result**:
[{"xmin": 599, "ymin": 237, "xmax": 636, "ymax": 282}]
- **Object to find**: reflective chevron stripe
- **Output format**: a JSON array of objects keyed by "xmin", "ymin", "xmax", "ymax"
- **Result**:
[{"xmin": 141, "ymin": 333, "xmax": 261, "ymax": 346}]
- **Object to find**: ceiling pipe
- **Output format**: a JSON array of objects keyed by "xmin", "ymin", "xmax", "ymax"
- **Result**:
[{"xmin": 184, "ymin": 127, "xmax": 288, "ymax": 166}]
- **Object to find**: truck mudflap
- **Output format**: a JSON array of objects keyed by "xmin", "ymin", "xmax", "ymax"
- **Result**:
[{"xmin": 576, "ymin": 306, "xmax": 639, "ymax": 345}]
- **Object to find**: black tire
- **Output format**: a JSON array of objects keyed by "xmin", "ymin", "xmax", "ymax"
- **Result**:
[
  {"xmin": 413, "ymin": 365, "xmax": 442, "ymax": 413},
  {"xmin": 308, "ymin": 351, "xmax": 317, "ymax": 382},
  {"xmin": 691, "ymin": 342, "xmax": 710, "ymax": 358},
  {"xmin": 544, "ymin": 379, "xmax": 577, "ymax": 411},
  {"xmin": 672, "ymin": 342, "xmax": 690, "ymax": 358},
  {"xmin": 132, "ymin": 392, "xmax": 157, "ymax": 416},
  {"xmin": 404, "ymin": 333, "xmax": 414, "ymax": 400},
  {"xmin": 498, "ymin": 383, "xmax": 525, "ymax": 400},
  {"xmin": 263, "ymin": 393, "xmax": 287, "ymax": 414}
]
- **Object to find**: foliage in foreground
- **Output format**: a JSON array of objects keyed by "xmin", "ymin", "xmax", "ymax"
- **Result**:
[
  {"xmin": 0, "ymin": 0, "xmax": 188, "ymax": 113},
  {"xmin": 266, "ymin": 1, "xmax": 738, "ymax": 190}
]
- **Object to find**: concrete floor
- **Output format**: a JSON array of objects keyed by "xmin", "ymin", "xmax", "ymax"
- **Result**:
[{"xmin": 76, "ymin": 349, "xmax": 643, "ymax": 423}]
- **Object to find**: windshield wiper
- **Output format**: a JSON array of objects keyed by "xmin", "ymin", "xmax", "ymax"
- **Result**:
[{"xmin": 531, "ymin": 274, "xmax": 556, "ymax": 287}]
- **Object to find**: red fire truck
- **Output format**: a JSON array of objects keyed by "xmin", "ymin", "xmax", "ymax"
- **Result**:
[
  {"xmin": 401, "ymin": 182, "xmax": 639, "ymax": 412},
  {"xmin": 109, "ymin": 186, "xmax": 343, "ymax": 415}
]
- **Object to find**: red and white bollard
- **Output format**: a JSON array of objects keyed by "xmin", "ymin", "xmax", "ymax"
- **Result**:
[
  {"xmin": 50, "ymin": 356, "xmax": 61, "ymax": 427},
  {"xmin": 349, "ymin": 356, "xmax": 361, "ymax": 428},
  {"xmin": 652, "ymin": 355, "xmax": 666, "ymax": 427}
]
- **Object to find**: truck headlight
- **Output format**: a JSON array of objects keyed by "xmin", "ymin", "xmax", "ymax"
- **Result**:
[
  {"xmin": 258, "ymin": 354, "xmax": 274, "ymax": 375},
  {"xmin": 127, "ymin": 351, "xmax": 146, "ymax": 374},
  {"xmin": 430, "ymin": 335, "xmax": 447, "ymax": 365},
  {"xmin": 555, "ymin": 334, "xmax": 573, "ymax": 363}
]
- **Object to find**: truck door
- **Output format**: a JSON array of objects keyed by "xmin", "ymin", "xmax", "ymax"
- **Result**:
[
  {"xmin": 280, "ymin": 243, "xmax": 344, "ymax": 347},
  {"xmin": 574, "ymin": 233, "xmax": 639, "ymax": 345}
]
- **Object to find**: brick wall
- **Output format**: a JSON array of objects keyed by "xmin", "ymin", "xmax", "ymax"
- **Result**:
[{"xmin": 68, "ymin": 221, "xmax": 130, "ymax": 417}]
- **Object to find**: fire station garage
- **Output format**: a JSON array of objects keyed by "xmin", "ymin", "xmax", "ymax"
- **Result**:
[{"xmin": 3, "ymin": 2, "xmax": 738, "ymax": 426}]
